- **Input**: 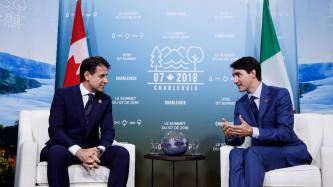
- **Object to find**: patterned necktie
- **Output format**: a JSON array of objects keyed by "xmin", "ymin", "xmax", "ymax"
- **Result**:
[
  {"xmin": 250, "ymin": 96, "xmax": 259, "ymax": 124},
  {"xmin": 85, "ymin": 93, "xmax": 94, "ymax": 116}
]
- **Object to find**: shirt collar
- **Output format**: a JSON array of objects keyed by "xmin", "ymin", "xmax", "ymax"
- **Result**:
[
  {"xmin": 248, "ymin": 82, "xmax": 262, "ymax": 99},
  {"xmin": 80, "ymin": 83, "xmax": 95, "ymax": 96}
]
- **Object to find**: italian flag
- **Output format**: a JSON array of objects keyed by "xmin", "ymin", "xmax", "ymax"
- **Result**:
[
  {"xmin": 63, "ymin": 0, "xmax": 89, "ymax": 87},
  {"xmin": 260, "ymin": 0, "xmax": 294, "ymax": 105}
]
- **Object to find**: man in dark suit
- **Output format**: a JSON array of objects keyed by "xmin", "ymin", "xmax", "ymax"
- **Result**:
[
  {"xmin": 40, "ymin": 56, "xmax": 129, "ymax": 187},
  {"xmin": 222, "ymin": 56, "xmax": 312, "ymax": 187}
]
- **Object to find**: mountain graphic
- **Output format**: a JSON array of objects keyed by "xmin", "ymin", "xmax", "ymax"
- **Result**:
[
  {"xmin": 162, "ymin": 47, "xmax": 189, "ymax": 71},
  {"xmin": 299, "ymin": 62, "xmax": 333, "ymax": 82},
  {"xmin": 298, "ymin": 62, "xmax": 333, "ymax": 96},
  {"xmin": 162, "ymin": 47, "xmax": 188, "ymax": 64},
  {"xmin": 0, "ymin": 52, "xmax": 55, "ymax": 79},
  {"xmin": 0, "ymin": 67, "xmax": 41, "ymax": 94}
]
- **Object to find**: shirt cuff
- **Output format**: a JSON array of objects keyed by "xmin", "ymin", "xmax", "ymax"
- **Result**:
[
  {"xmin": 252, "ymin": 127, "xmax": 259, "ymax": 138},
  {"xmin": 97, "ymin": 145, "xmax": 105, "ymax": 154},
  {"xmin": 69, "ymin": 145, "xmax": 81, "ymax": 156}
]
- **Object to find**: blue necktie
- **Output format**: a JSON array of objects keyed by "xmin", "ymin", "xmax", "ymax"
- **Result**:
[
  {"xmin": 85, "ymin": 93, "xmax": 94, "ymax": 116},
  {"xmin": 250, "ymin": 96, "xmax": 259, "ymax": 124}
]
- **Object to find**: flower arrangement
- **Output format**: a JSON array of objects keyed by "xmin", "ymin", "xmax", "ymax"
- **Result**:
[{"xmin": 0, "ymin": 147, "xmax": 16, "ymax": 186}]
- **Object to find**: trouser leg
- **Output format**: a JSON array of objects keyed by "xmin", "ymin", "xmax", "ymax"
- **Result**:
[
  {"xmin": 46, "ymin": 145, "xmax": 76, "ymax": 187},
  {"xmin": 229, "ymin": 148, "xmax": 245, "ymax": 187},
  {"xmin": 101, "ymin": 145, "xmax": 130, "ymax": 187},
  {"xmin": 244, "ymin": 146, "xmax": 289, "ymax": 187},
  {"xmin": 229, "ymin": 146, "xmax": 289, "ymax": 187}
]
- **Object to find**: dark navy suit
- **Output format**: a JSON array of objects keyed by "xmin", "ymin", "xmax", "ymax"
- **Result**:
[
  {"xmin": 40, "ymin": 85, "xmax": 129, "ymax": 187},
  {"xmin": 226, "ymin": 84, "xmax": 312, "ymax": 187}
]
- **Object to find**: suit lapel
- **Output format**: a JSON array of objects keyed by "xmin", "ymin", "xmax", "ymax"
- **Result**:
[
  {"xmin": 258, "ymin": 84, "xmax": 270, "ymax": 127},
  {"xmin": 71, "ymin": 85, "xmax": 87, "ymax": 128}
]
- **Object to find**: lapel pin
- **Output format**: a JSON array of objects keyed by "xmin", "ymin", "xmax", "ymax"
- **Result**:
[
  {"xmin": 264, "ymin": 99, "xmax": 269, "ymax": 103},
  {"xmin": 98, "ymin": 99, "xmax": 102, "ymax": 104}
]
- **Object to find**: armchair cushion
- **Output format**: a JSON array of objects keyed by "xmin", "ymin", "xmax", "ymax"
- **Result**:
[
  {"xmin": 263, "ymin": 165, "xmax": 321, "ymax": 187},
  {"xmin": 36, "ymin": 162, "xmax": 109, "ymax": 185}
]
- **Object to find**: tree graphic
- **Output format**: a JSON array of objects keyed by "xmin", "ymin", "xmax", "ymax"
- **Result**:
[
  {"xmin": 150, "ymin": 46, "xmax": 163, "ymax": 71},
  {"xmin": 186, "ymin": 46, "xmax": 204, "ymax": 71}
]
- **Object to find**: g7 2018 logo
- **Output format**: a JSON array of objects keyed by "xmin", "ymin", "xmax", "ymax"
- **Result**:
[{"xmin": 147, "ymin": 46, "xmax": 205, "ymax": 91}]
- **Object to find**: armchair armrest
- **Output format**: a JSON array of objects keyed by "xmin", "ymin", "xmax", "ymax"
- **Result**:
[
  {"xmin": 14, "ymin": 141, "xmax": 38, "ymax": 187},
  {"xmin": 220, "ymin": 136, "xmax": 251, "ymax": 187},
  {"xmin": 321, "ymin": 147, "xmax": 333, "ymax": 187},
  {"xmin": 220, "ymin": 145, "xmax": 233, "ymax": 187}
]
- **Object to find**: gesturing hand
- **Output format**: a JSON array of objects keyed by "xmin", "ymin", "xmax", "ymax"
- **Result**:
[
  {"xmin": 221, "ymin": 118, "xmax": 234, "ymax": 138},
  {"xmin": 231, "ymin": 115, "xmax": 253, "ymax": 137}
]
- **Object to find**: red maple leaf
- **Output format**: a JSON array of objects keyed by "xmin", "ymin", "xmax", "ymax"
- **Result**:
[{"xmin": 63, "ymin": 56, "xmax": 81, "ymax": 87}]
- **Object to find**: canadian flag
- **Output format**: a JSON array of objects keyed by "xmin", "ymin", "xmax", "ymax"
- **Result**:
[{"xmin": 63, "ymin": 0, "xmax": 89, "ymax": 87}]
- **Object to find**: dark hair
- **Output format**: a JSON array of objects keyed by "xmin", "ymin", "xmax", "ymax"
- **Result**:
[
  {"xmin": 80, "ymin": 56, "xmax": 110, "ymax": 82},
  {"xmin": 230, "ymin": 56, "xmax": 261, "ymax": 81}
]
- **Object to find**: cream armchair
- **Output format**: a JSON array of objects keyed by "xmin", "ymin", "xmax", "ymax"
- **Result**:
[
  {"xmin": 14, "ymin": 110, "xmax": 135, "ymax": 187},
  {"xmin": 220, "ymin": 113, "xmax": 333, "ymax": 187}
]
